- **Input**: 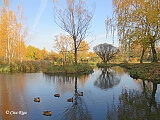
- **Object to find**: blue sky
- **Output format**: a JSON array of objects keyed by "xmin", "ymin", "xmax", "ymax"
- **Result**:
[{"xmin": 1, "ymin": 0, "xmax": 118, "ymax": 51}]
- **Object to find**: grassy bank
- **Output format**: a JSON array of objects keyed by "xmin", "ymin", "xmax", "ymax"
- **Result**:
[
  {"xmin": 44, "ymin": 64, "xmax": 94, "ymax": 75},
  {"xmin": 96, "ymin": 62, "xmax": 160, "ymax": 83},
  {"xmin": 96, "ymin": 63, "xmax": 119, "ymax": 68},
  {"xmin": 119, "ymin": 63, "xmax": 160, "ymax": 83},
  {"xmin": 0, "ymin": 60, "xmax": 51, "ymax": 73},
  {"xmin": 0, "ymin": 61, "xmax": 94, "ymax": 74}
]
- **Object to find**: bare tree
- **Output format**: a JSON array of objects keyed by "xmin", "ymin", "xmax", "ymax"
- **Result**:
[
  {"xmin": 54, "ymin": 34, "xmax": 73, "ymax": 64},
  {"xmin": 93, "ymin": 43, "xmax": 119, "ymax": 63},
  {"xmin": 53, "ymin": 0, "xmax": 95, "ymax": 64}
]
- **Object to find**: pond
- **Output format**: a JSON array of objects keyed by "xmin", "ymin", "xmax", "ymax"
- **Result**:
[{"xmin": 0, "ymin": 66, "xmax": 160, "ymax": 120}]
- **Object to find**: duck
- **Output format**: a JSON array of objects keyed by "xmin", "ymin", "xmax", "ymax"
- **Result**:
[
  {"xmin": 34, "ymin": 97, "xmax": 40, "ymax": 102},
  {"xmin": 43, "ymin": 111, "xmax": 52, "ymax": 116},
  {"xmin": 77, "ymin": 92, "xmax": 83, "ymax": 96},
  {"xmin": 67, "ymin": 98, "xmax": 73, "ymax": 102},
  {"xmin": 54, "ymin": 94, "xmax": 60, "ymax": 97}
]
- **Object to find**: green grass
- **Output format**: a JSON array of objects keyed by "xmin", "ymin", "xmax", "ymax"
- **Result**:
[
  {"xmin": 119, "ymin": 63, "xmax": 160, "ymax": 83},
  {"xmin": 44, "ymin": 64, "xmax": 94, "ymax": 75},
  {"xmin": 0, "ymin": 60, "xmax": 51, "ymax": 73},
  {"xmin": 0, "ymin": 66, "xmax": 10, "ymax": 73},
  {"xmin": 0, "ymin": 61, "xmax": 94, "ymax": 74},
  {"xmin": 96, "ymin": 63, "xmax": 119, "ymax": 68}
]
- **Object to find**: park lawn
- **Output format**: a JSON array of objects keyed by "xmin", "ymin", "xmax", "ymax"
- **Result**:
[{"xmin": 119, "ymin": 63, "xmax": 160, "ymax": 83}]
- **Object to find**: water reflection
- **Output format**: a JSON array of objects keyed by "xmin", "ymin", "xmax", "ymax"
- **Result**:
[
  {"xmin": 78, "ymin": 75, "xmax": 90, "ymax": 87},
  {"xmin": 45, "ymin": 75, "xmax": 75, "ymax": 93},
  {"xmin": 45, "ymin": 74, "xmax": 89, "ymax": 93},
  {"xmin": 0, "ymin": 74, "xmax": 27, "ymax": 120},
  {"xmin": 94, "ymin": 68, "xmax": 121, "ymax": 90},
  {"xmin": 107, "ymin": 80, "xmax": 160, "ymax": 120},
  {"xmin": 44, "ymin": 74, "xmax": 92, "ymax": 119},
  {"xmin": 0, "ymin": 67, "xmax": 159, "ymax": 120},
  {"xmin": 62, "ymin": 77, "xmax": 92, "ymax": 120},
  {"xmin": 111, "ymin": 66, "xmax": 126, "ymax": 76}
]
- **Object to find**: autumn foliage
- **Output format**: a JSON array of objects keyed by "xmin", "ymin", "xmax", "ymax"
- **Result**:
[
  {"xmin": 107, "ymin": 0, "xmax": 160, "ymax": 63},
  {"xmin": 0, "ymin": 2, "xmax": 27, "ymax": 63}
]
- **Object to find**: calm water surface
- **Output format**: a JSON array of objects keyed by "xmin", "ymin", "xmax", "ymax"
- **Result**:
[{"xmin": 0, "ymin": 67, "xmax": 160, "ymax": 120}]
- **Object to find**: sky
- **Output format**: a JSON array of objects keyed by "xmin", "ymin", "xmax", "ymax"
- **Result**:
[{"xmin": 1, "ymin": 0, "xmax": 118, "ymax": 52}]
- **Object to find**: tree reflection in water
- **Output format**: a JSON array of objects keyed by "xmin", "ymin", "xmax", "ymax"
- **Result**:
[
  {"xmin": 45, "ymin": 74, "xmax": 89, "ymax": 93},
  {"xmin": 45, "ymin": 75, "xmax": 75, "ymax": 93},
  {"xmin": 62, "ymin": 77, "xmax": 92, "ymax": 120},
  {"xmin": 94, "ymin": 68, "xmax": 121, "ymax": 90},
  {"xmin": 107, "ymin": 81, "xmax": 160, "ymax": 120},
  {"xmin": 0, "ymin": 74, "xmax": 27, "ymax": 120},
  {"xmin": 45, "ymin": 74, "xmax": 91, "ymax": 120}
]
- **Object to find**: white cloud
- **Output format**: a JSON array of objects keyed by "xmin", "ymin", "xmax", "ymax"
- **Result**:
[{"xmin": 33, "ymin": 0, "xmax": 48, "ymax": 30}]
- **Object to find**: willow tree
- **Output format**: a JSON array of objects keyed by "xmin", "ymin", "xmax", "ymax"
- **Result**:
[
  {"xmin": 107, "ymin": 0, "xmax": 160, "ymax": 62},
  {"xmin": 53, "ymin": 0, "xmax": 94, "ymax": 64}
]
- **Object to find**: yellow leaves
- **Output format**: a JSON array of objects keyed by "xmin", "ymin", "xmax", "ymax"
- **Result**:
[
  {"xmin": 53, "ymin": 34, "xmax": 90, "ymax": 62},
  {"xmin": 78, "ymin": 41, "xmax": 90, "ymax": 59},
  {"xmin": 78, "ymin": 41, "xmax": 89, "ymax": 51},
  {"xmin": 0, "ymin": 2, "xmax": 27, "ymax": 62},
  {"xmin": 26, "ymin": 46, "xmax": 49, "ymax": 60},
  {"xmin": 54, "ymin": 34, "xmax": 74, "ymax": 62},
  {"xmin": 54, "ymin": 34, "xmax": 73, "ymax": 52},
  {"xmin": 113, "ymin": 0, "xmax": 132, "ymax": 9},
  {"xmin": 114, "ymin": 0, "xmax": 160, "ymax": 35}
]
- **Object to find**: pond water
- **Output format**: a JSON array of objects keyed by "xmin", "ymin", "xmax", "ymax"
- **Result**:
[{"xmin": 0, "ymin": 66, "xmax": 160, "ymax": 120}]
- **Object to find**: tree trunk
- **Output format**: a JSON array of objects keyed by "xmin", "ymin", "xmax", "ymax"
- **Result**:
[
  {"xmin": 75, "ymin": 77, "xmax": 77, "ymax": 94},
  {"xmin": 150, "ymin": 42, "xmax": 158, "ymax": 63},
  {"xmin": 73, "ymin": 37, "xmax": 78, "ymax": 65},
  {"xmin": 74, "ymin": 45, "xmax": 77, "ymax": 65},
  {"xmin": 140, "ymin": 48, "xmax": 145, "ymax": 63},
  {"xmin": 74, "ymin": 77, "xmax": 78, "ymax": 105},
  {"xmin": 150, "ymin": 83, "xmax": 157, "ymax": 107}
]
